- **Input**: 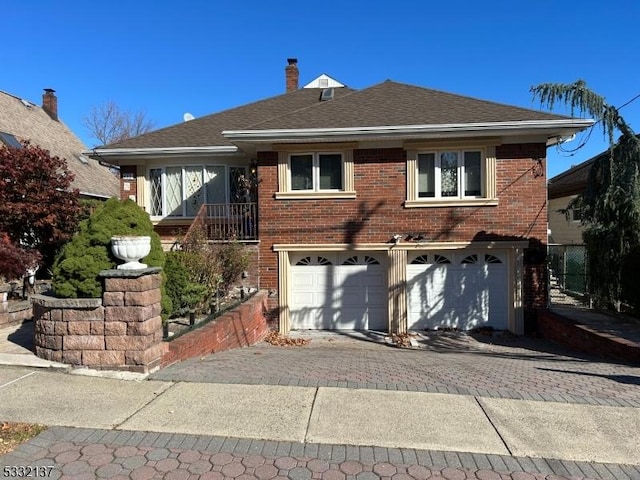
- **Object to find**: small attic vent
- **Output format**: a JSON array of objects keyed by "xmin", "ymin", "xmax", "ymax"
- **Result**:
[
  {"xmin": 319, "ymin": 78, "xmax": 329, "ymax": 87},
  {"xmin": 320, "ymin": 88, "xmax": 334, "ymax": 101},
  {"xmin": 20, "ymin": 99, "xmax": 33, "ymax": 108},
  {"xmin": 77, "ymin": 154, "xmax": 89, "ymax": 165}
]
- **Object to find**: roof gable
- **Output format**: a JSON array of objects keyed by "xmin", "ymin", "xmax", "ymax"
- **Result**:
[
  {"xmin": 303, "ymin": 74, "xmax": 346, "ymax": 89},
  {"xmin": 0, "ymin": 90, "xmax": 118, "ymax": 199}
]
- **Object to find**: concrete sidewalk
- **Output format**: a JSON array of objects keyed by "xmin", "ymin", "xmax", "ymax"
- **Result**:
[
  {"xmin": 2, "ymin": 324, "xmax": 640, "ymax": 478},
  {"xmin": 1, "ymin": 366, "xmax": 639, "ymax": 467}
]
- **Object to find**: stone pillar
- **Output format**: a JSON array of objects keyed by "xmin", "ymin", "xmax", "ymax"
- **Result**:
[
  {"xmin": 33, "ymin": 267, "xmax": 164, "ymax": 373},
  {"xmin": 101, "ymin": 267, "xmax": 164, "ymax": 373},
  {"xmin": 0, "ymin": 284, "xmax": 10, "ymax": 327}
]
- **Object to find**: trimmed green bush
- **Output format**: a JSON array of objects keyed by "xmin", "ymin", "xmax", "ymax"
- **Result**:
[
  {"xmin": 164, "ymin": 251, "xmax": 208, "ymax": 316},
  {"xmin": 52, "ymin": 198, "xmax": 172, "ymax": 317}
]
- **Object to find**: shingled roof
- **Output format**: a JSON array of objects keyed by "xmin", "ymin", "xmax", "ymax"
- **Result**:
[
  {"xmin": 101, "ymin": 80, "xmax": 572, "ymax": 151},
  {"xmin": 244, "ymin": 80, "xmax": 570, "ymax": 130},
  {"xmin": 0, "ymin": 90, "xmax": 118, "ymax": 199},
  {"xmin": 548, "ymin": 158, "xmax": 595, "ymax": 199},
  {"xmin": 104, "ymin": 86, "xmax": 356, "ymax": 150}
]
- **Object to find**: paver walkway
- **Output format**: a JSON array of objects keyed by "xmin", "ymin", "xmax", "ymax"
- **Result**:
[
  {"xmin": 3, "ymin": 426, "xmax": 639, "ymax": 480},
  {"xmin": 2, "ymin": 328, "xmax": 640, "ymax": 479},
  {"xmin": 151, "ymin": 331, "xmax": 640, "ymax": 407}
]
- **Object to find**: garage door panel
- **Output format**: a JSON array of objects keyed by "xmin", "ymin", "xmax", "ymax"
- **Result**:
[
  {"xmin": 290, "ymin": 252, "xmax": 387, "ymax": 330},
  {"xmin": 408, "ymin": 251, "xmax": 508, "ymax": 331},
  {"xmin": 336, "ymin": 266, "xmax": 385, "ymax": 286},
  {"xmin": 294, "ymin": 308, "xmax": 338, "ymax": 330}
]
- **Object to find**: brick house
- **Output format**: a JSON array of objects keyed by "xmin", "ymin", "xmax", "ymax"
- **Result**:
[{"xmin": 89, "ymin": 59, "xmax": 592, "ymax": 335}]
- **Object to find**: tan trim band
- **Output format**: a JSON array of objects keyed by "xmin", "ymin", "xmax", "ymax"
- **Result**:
[
  {"xmin": 275, "ymin": 191, "xmax": 357, "ymax": 200},
  {"xmin": 273, "ymin": 241, "xmax": 530, "ymax": 252}
]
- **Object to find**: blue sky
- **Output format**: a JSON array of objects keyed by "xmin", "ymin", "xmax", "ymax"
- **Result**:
[{"xmin": 3, "ymin": 0, "xmax": 640, "ymax": 178}]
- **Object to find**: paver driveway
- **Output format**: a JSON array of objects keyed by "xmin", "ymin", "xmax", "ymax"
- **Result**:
[{"xmin": 151, "ymin": 331, "xmax": 640, "ymax": 407}]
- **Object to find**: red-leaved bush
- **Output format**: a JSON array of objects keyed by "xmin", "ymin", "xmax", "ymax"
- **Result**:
[{"xmin": 0, "ymin": 233, "xmax": 41, "ymax": 282}]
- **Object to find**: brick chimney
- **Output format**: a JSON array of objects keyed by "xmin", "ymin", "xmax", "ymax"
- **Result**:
[
  {"xmin": 285, "ymin": 58, "xmax": 299, "ymax": 93},
  {"xmin": 42, "ymin": 88, "xmax": 58, "ymax": 120}
]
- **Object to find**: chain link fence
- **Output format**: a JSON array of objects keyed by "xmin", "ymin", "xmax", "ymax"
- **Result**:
[{"xmin": 548, "ymin": 245, "xmax": 589, "ymax": 306}]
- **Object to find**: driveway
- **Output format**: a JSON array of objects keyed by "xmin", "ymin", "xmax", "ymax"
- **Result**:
[{"xmin": 150, "ymin": 331, "xmax": 640, "ymax": 407}]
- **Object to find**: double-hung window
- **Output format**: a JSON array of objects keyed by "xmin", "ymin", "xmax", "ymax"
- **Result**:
[
  {"xmin": 290, "ymin": 153, "xmax": 343, "ymax": 191},
  {"xmin": 276, "ymin": 148, "xmax": 356, "ymax": 199},
  {"xmin": 418, "ymin": 150, "xmax": 483, "ymax": 198},
  {"xmin": 406, "ymin": 146, "xmax": 497, "ymax": 207}
]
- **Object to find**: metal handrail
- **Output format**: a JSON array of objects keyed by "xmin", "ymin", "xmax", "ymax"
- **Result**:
[{"xmin": 184, "ymin": 203, "xmax": 257, "ymax": 242}]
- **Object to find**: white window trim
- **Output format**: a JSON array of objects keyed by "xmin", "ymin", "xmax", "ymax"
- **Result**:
[
  {"xmin": 276, "ymin": 150, "xmax": 355, "ymax": 199},
  {"xmin": 147, "ymin": 164, "xmax": 230, "ymax": 219},
  {"xmin": 406, "ymin": 146, "xmax": 498, "ymax": 208}
]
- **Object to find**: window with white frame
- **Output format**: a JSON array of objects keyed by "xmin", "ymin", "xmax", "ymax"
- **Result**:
[
  {"xmin": 405, "ymin": 145, "xmax": 497, "ymax": 207},
  {"xmin": 290, "ymin": 153, "xmax": 343, "ymax": 191},
  {"xmin": 149, "ymin": 165, "xmax": 245, "ymax": 217},
  {"xmin": 417, "ymin": 150, "xmax": 484, "ymax": 199}
]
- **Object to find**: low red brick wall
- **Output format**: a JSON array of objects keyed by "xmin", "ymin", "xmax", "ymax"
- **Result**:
[
  {"xmin": 161, "ymin": 290, "xmax": 269, "ymax": 367},
  {"xmin": 537, "ymin": 309, "xmax": 640, "ymax": 363}
]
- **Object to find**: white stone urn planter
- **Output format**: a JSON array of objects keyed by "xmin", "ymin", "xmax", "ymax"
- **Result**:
[{"xmin": 111, "ymin": 236, "xmax": 151, "ymax": 269}]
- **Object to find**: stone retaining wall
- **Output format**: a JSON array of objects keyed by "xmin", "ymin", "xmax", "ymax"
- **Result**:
[
  {"xmin": 0, "ymin": 284, "xmax": 32, "ymax": 328},
  {"xmin": 161, "ymin": 290, "xmax": 269, "ymax": 368},
  {"xmin": 33, "ymin": 268, "xmax": 163, "ymax": 373}
]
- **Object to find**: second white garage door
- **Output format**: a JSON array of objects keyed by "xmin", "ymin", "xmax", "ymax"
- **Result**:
[
  {"xmin": 290, "ymin": 252, "xmax": 387, "ymax": 331},
  {"xmin": 407, "ymin": 251, "xmax": 508, "ymax": 331}
]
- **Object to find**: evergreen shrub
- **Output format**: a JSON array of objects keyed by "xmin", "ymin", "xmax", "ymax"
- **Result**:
[{"xmin": 52, "ymin": 198, "xmax": 172, "ymax": 317}]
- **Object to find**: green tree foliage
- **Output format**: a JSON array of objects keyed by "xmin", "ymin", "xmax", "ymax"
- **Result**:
[
  {"xmin": 52, "ymin": 198, "xmax": 171, "ymax": 317},
  {"xmin": 0, "ymin": 142, "xmax": 82, "ymax": 276},
  {"xmin": 532, "ymin": 80, "xmax": 640, "ymax": 310},
  {"xmin": 164, "ymin": 252, "xmax": 209, "ymax": 316}
]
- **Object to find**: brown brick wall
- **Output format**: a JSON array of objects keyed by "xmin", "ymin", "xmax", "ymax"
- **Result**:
[
  {"xmin": 120, "ymin": 165, "xmax": 138, "ymax": 200},
  {"xmin": 537, "ymin": 309, "xmax": 640, "ymax": 363},
  {"xmin": 161, "ymin": 290, "xmax": 269, "ymax": 367},
  {"xmin": 257, "ymin": 146, "xmax": 548, "ymax": 300}
]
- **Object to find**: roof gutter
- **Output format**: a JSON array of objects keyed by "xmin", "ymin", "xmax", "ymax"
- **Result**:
[
  {"xmin": 84, "ymin": 145, "xmax": 239, "ymax": 158},
  {"xmin": 223, "ymin": 119, "xmax": 595, "ymax": 142}
]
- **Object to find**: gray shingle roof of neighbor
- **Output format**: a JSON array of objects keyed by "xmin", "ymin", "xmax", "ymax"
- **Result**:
[
  {"xmin": 548, "ymin": 157, "xmax": 595, "ymax": 199},
  {"xmin": 0, "ymin": 90, "xmax": 119, "ymax": 199},
  {"xmin": 103, "ymin": 80, "xmax": 572, "ymax": 150}
]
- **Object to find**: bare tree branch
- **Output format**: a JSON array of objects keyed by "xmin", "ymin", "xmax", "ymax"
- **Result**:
[{"xmin": 83, "ymin": 101, "xmax": 155, "ymax": 146}]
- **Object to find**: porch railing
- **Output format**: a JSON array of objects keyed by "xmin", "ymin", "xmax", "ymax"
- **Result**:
[{"xmin": 184, "ymin": 203, "xmax": 257, "ymax": 242}]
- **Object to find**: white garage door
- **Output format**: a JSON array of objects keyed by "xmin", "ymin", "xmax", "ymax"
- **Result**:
[
  {"xmin": 407, "ymin": 251, "xmax": 508, "ymax": 331},
  {"xmin": 290, "ymin": 252, "xmax": 387, "ymax": 330}
]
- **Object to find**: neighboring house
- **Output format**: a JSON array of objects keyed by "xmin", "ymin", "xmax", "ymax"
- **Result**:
[
  {"xmin": 0, "ymin": 88, "xmax": 119, "ymax": 200},
  {"xmin": 89, "ymin": 59, "xmax": 592, "ymax": 335},
  {"xmin": 547, "ymin": 158, "xmax": 593, "ymax": 245}
]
